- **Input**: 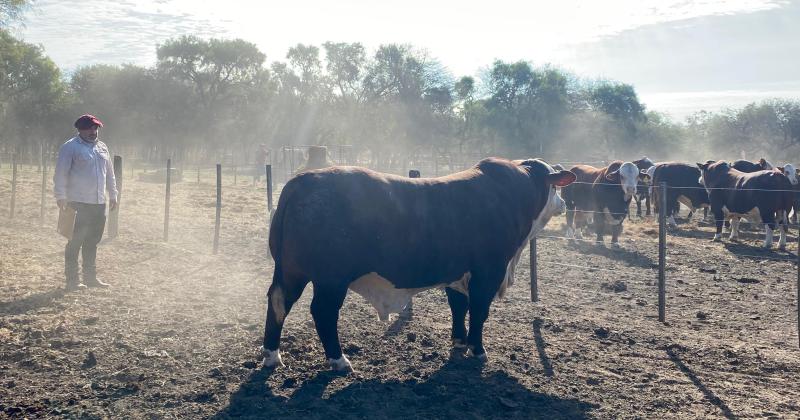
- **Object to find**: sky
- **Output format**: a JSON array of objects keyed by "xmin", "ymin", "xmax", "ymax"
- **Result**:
[{"xmin": 13, "ymin": 0, "xmax": 800, "ymax": 121}]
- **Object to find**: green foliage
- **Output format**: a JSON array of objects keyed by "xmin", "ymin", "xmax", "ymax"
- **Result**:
[
  {"xmin": 10, "ymin": 30, "xmax": 800, "ymax": 167},
  {"xmin": 0, "ymin": 0, "xmax": 29, "ymax": 27},
  {"xmin": 0, "ymin": 28, "xmax": 67, "ymax": 146}
]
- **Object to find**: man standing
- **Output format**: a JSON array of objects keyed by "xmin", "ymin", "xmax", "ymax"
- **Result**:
[{"xmin": 53, "ymin": 114, "xmax": 118, "ymax": 291}]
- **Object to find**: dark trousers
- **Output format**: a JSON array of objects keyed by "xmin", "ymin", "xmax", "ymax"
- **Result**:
[{"xmin": 65, "ymin": 203, "xmax": 106, "ymax": 284}]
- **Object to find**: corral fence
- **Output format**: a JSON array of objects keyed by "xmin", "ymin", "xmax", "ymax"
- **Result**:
[{"xmin": 2, "ymin": 154, "xmax": 799, "ymax": 348}]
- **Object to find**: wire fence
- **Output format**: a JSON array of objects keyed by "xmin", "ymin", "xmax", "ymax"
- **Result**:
[
  {"xmin": 3, "ymin": 158, "xmax": 800, "ymax": 348},
  {"xmin": 533, "ymin": 181, "xmax": 800, "ymax": 348}
]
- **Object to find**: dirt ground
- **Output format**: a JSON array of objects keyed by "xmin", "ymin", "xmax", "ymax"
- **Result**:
[{"xmin": 1, "ymin": 163, "xmax": 799, "ymax": 419}]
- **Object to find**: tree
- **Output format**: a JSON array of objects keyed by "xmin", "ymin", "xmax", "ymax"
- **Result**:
[
  {"xmin": 0, "ymin": 0, "xmax": 30, "ymax": 27},
  {"xmin": 156, "ymin": 36, "xmax": 266, "ymax": 156},
  {"xmin": 588, "ymin": 81, "xmax": 646, "ymax": 153},
  {"xmin": 483, "ymin": 61, "xmax": 570, "ymax": 155},
  {"xmin": 157, "ymin": 36, "xmax": 266, "ymax": 111},
  {"xmin": 0, "ymin": 29, "xmax": 67, "ymax": 154},
  {"xmin": 323, "ymin": 42, "xmax": 366, "ymax": 101}
]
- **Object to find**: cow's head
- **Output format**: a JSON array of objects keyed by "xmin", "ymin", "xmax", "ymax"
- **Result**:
[
  {"xmin": 632, "ymin": 157, "xmax": 655, "ymax": 171},
  {"xmin": 605, "ymin": 162, "xmax": 642, "ymax": 200},
  {"xmin": 697, "ymin": 160, "xmax": 728, "ymax": 189},
  {"xmin": 644, "ymin": 165, "xmax": 657, "ymax": 196},
  {"xmin": 518, "ymin": 159, "xmax": 576, "ymax": 232},
  {"xmin": 759, "ymin": 158, "xmax": 773, "ymax": 170},
  {"xmin": 779, "ymin": 164, "xmax": 799, "ymax": 185}
]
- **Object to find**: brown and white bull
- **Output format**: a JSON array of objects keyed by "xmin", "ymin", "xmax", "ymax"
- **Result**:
[
  {"xmin": 697, "ymin": 160, "xmax": 793, "ymax": 249},
  {"xmin": 562, "ymin": 161, "xmax": 647, "ymax": 244},
  {"xmin": 261, "ymin": 158, "xmax": 575, "ymax": 371}
]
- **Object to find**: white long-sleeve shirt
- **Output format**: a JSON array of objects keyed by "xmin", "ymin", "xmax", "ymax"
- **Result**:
[{"xmin": 53, "ymin": 136, "xmax": 118, "ymax": 204}]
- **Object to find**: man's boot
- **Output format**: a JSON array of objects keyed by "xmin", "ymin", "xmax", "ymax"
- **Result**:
[
  {"xmin": 83, "ymin": 266, "xmax": 110, "ymax": 288},
  {"xmin": 65, "ymin": 268, "xmax": 84, "ymax": 292}
]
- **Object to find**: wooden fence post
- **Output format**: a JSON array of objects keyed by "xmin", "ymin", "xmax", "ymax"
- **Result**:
[
  {"xmin": 265, "ymin": 164, "xmax": 273, "ymax": 216},
  {"xmin": 108, "ymin": 156, "xmax": 122, "ymax": 238},
  {"xmin": 213, "ymin": 164, "xmax": 222, "ymax": 254},
  {"xmin": 10, "ymin": 154, "xmax": 17, "ymax": 219},
  {"xmin": 658, "ymin": 182, "xmax": 667, "ymax": 323},
  {"xmin": 164, "ymin": 158, "xmax": 171, "ymax": 241}
]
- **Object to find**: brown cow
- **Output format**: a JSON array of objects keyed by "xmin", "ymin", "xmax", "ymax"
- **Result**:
[{"xmin": 262, "ymin": 158, "xmax": 575, "ymax": 371}]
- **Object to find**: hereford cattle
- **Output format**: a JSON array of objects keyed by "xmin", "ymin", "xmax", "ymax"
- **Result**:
[
  {"xmin": 731, "ymin": 158, "xmax": 773, "ymax": 173},
  {"xmin": 261, "ymin": 158, "xmax": 576, "ymax": 371},
  {"xmin": 778, "ymin": 164, "xmax": 800, "ymax": 223},
  {"xmin": 632, "ymin": 157, "xmax": 655, "ymax": 217},
  {"xmin": 697, "ymin": 160, "xmax": 793, "ymax": 249},
  {"xmin": 649, "ymin": 162, "xmax": 710, "ymax": 228},
  {"xmin": 562, "ymin": 161, "xmax": 646, "ymax": 244}
]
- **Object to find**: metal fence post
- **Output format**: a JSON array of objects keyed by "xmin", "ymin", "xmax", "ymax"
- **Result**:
[
  {"xmin": 108, "ymin": 156, "xmax": 122, "ymax": 238},
  {"xmin": 10, "ymin": 154, "xmax": 17, "ymax": 219},
  {"xmin": 164, "ymin": 158, "xmax": 171, "ymax": 241},
  {"xmin": 213, "ymin": 164, "xmax": 222, "ymax": 254},
  {"xmin": 530, "ymin": 236, "xmax": 538, "ymax": 303},
  {"xmin": 658, "ymin": 182, "xmax": 667, "ymax": 322}
]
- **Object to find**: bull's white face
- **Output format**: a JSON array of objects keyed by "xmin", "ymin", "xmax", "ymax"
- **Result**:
[
  {"xmin": 782, "ymin": 164, "xmax": 798, "ymax": 185},
  {"xmin": 619, "ymin": 162, "xmax": 640, "ymax": 200},
  {"xmin": 645, "ymin": 165, "xmax": 657, "ymax": 196},
  {"xmin": 532, "ymin": 163, "xmax": 566, "ymax": 233}
]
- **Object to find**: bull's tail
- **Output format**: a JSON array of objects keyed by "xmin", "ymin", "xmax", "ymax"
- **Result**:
[{"xmin": 268, "ymin": 175, "xmax": 304, "ymax": 266}]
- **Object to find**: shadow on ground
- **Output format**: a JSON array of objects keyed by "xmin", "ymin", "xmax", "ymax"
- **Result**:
[
  {"xmin": 0, "ymin": 288, "xmax": 65, "ymax": 316},
  {"xmin": 215, "ymin": 357, "xmax": 597, "ymax": 419}
]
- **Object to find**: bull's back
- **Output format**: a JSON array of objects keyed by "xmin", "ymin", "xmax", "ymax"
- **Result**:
[
  {"xmin": 720, "ymin": 171, "xmax": 793, "ymax": 213},
  {"xmin": 272, "ymin": 167, "xmax": 519, "ymax": 287}
]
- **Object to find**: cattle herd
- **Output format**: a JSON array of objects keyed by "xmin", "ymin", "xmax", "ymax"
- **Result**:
[{"xmin": 260, "ymin": 156, "xmax": 799, "ymax": 372}]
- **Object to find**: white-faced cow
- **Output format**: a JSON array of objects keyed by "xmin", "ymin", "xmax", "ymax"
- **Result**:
[
  {"xmin": 731, "ymin": 158, "xmax": 773, "ymax": 173},
  {"xmin": 697, "ymin": 160, "xmax": 793, "ymax": 249},
  {"xmin": 632, "ymin": 157, "xmax": 655, "ymax": 217},
  {"xmin": 562, "ymin": 161, "xmax": 646, "ymax": 244},
  {"xmin": 261, "ymin": 158, "xmax": 576, "ymax": 371},
  {"xmin": 777, "ymin": 164, "xmax": 800, "ymax": 223},
  {"xmin": 649, "ymin": 162, "xmax": 710, "ymax": 228}
]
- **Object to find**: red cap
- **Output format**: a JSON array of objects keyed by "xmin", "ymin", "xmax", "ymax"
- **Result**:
[{"xmin": 74, "ymin": 114, "xmax": 104, "ymax": 129}]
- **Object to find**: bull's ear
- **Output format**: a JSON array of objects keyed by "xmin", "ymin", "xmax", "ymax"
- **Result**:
[
  {"xmin": 547, "ymin": 170, "xmax": 576, "ymax": 187},
  {"xmin": 605, "ymin": 169, "xmax": 619, "ymax": 181},
  {"xmin": 759, "ymin": 158, "xmax": 767, "ymax": 164},
  {"xmin": 696, "ymin": 163, "xmax": 707, "ymax": 170}
]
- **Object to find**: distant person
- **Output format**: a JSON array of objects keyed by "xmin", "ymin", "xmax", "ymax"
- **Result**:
[
  {"xmin": 53, "ymin": 114, "xmax": 118, "ymax": 292},
  {"xmin": 254, "ymin": 144, "xmax": 270, "ymax": 181}
]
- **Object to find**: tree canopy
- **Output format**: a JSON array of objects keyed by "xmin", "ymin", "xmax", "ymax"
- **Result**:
[{"xmin": 2, "ymin": 30, "xmax": 800, "ymax": 168}]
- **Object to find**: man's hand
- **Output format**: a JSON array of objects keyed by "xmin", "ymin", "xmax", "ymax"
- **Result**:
[
  {"xmin": 57, "ymin": 199, "xmax": 68, "ymax": 211},
  {"xmin": 109, "ymin": 199, "xmax": 118, "ymax": 211}
]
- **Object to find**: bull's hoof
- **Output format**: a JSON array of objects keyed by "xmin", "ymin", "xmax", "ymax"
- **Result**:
[
  {"xmin": 610, "ymin": 242, "xmax": 621, "ymax": 249},
  {"xmin": 466, "ymin": 346, "xmax": 488, "ymax": 362},
  {"xmin": 452, "ymin": 338, "xmax": 467, "ymax": 349},
  {"xmin": 711, "ymin": 235, "xmax": 722, "ymax": 242},
  {"xmin": 261, "ymin": 346, "xmax": 285, "ymax": 368},
  {"xmin": 762, "ymin": 243, "xmax": 773, "ymax": 250},
  {"xmin": 779, "ymin": 244, "xmax": 787, "ymax": 251},
  {"xmin": 328, "ymin": 355, "xmax": 354, "ymax": 373}
]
